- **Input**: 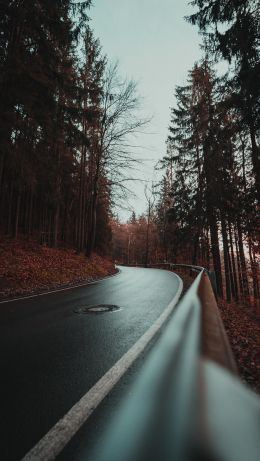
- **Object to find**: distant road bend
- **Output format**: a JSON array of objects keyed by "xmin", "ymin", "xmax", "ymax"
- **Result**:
[{"xmin": 0, "ymin": 266, "xmax": 183, "ymax": 461}]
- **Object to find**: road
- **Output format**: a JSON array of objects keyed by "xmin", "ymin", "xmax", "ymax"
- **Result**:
[{"xmin": 0, "ymin": 266, "xmax": 182, "ymax": 460}]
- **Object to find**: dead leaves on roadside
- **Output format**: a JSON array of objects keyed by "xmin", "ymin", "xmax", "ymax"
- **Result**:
[
  {"xmin": 218, "ymin": 299, "xmax": 260, "ymax": 394},
  {"xmin": 0, "ymin": 237, "xmax": 116, "ymax": 300}
]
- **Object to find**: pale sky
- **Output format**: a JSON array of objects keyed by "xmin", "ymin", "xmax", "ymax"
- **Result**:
[{"xmin": 90, "ymin": 0, "xmax": 202, "ymax": 220}]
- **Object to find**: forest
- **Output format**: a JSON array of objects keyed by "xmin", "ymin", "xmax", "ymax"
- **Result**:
[
  {"xmin": 0, "ymin": 0, "xmax": 259, "ymax": 307},
  {"xmin": 113, "ymin": 0, "xmax": 260, "ymax": 308},
  {"xmin": 0, "ymin": 0, "xmax": 147, "ymax": 259}
]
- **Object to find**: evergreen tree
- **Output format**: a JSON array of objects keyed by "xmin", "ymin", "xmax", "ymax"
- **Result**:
[
  {"xmin": 188, "ymin": 0, "xmax": 260, "ymax": 202},
  {"xmin": 159, "ymin": 60, "xmax": 256, "ymax": 300}
]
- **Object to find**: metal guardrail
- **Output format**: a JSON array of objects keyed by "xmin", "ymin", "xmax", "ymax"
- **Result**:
[
  {"xmin": 148, "ymin": 262, "xmax": 218, "ymax": 295},
  {"xmin": 89, "ymin": 264, "xmax": 260, "ymax": 461}
]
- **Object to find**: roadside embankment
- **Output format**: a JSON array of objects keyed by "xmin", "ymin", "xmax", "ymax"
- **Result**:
[
  {"xmin": 0, "ymin": 237, "xmax": 117, "ymax": 301},
  {"xmin": 218, "ymin": 299, "xmax": 260, "ymax": 394}
]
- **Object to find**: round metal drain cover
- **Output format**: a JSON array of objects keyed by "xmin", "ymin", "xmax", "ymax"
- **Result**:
[{"xmin": 73, "ymin": 304, "xmax": 121, "ymax": 315}]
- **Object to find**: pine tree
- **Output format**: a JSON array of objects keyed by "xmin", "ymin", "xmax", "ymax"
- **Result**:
[{"xmin": 188, "ymin": 0, "xmax": 260, "ymax": 202}]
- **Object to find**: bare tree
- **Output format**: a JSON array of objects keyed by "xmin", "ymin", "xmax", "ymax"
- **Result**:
[{"xmin": 86, "ymin": 62, "xmax": 150, "ymax": 256}]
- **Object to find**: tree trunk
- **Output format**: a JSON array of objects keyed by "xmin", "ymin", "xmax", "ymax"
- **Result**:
[
  {"xmin": 7, "ymin": 183, "xmax": 14, "ymax": 235},
  {"xmin": 220, "ymin": 213, "xmax": 231, "ymax": 302},
  {"xmin": 234, "ymin": 226, "xmax": 243, "ymax": 296},
  {"xmin": 80, "ymin": 150, "xmax": 87, "ymax": 251},
  {"xmin": 53, "ymin": 137, "xmax": 62, "ymax": 248},
  {"xmin": 239, "ymin": 133, "xmax": 247, "ymax": 191},
  {"xmin": 86, "ymin": 140, "xmax": 101, "ymax": 257},
  {"xmin": 248, "ymin": 237, "xmax": 260, "ymax": 304},
  {"xmin": 208, "ymin": 208, "xmax": 223, "ymax": 297},
  {"xmin": 77, "ymin": 147, "xmax": 86, "ymax": 252},
  {"xmin": 14, "ymin": 191, "xmax": 21, "ymax": 238},
  {"xmin": 0, "ymin": 153, "xmax": 4, "ymax": 194},
  {"xmin": 248, "ymin": 119, "xmax": 260, "ymax": 204},
  {"xmin": 236, "ymin": 219, "xmax": 250, "ymax": 297},
  {"xmin": 205, "ymin": 227, "xmax": 210, "ymax": 269},
  {"xmin": 53, "ymin": 203, "xmax": 60, "ymax": 248},
  {"xmin": 85, "ymin": 189, "xmax": 97, "ymax": 257},
  {"xmin": 144, "ymin": 200, "xmax": 151, "ymax": 267},
  {"xmin": 28, "ymin": 190, "xmax": 33, "ymax": 236},
  {"xmin": 192, "ymin": 231, "xmax": 200, "ymax": 266},
  {"xmin": 228, "ymin": 222, "xmax": 239, "ymax": 301}
]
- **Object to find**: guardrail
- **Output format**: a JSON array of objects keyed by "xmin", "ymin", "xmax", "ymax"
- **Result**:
[
  {"xmin": 148, "ymin": 262, "xmax": 218, "ymax": 295},
  {"xmin": 90, "ymin": 264, "xmax": 260, "ymax": 461}
]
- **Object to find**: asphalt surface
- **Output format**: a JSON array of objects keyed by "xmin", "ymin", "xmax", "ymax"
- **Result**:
[{"xmin": 0, "ymin": 266, "xmax": 181, "ymax": 460}]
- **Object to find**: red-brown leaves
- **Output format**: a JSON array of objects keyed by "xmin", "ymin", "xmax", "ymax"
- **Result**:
[
  {"xmin": 0, "ymin": 237, "xmax": 116, "ymax": 300},
  {"xmin": 219, "ymin": 299, "xmax": 260, "ymax": 394}
]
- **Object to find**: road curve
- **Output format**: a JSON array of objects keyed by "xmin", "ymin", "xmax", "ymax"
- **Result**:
[{"xmin": 0, "ymin": 266, "xmax": 182, "ymax": 461}]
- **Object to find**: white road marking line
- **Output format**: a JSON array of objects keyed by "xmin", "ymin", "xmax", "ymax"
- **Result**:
[
  {"xmin": 0, "ymin": 271, "xmax": 120, "ymax": 305},
  {"xmin": 21, "ymin": 273, "xmax": 183, "ymax": 461}
]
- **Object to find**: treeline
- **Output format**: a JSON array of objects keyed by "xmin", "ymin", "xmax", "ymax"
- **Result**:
[
  {"xmin": 112, "ymin": 211, "xmax": 163, "ymax": 267},
  {"xmin": 114, "ymin": 0, "xmax": 259, "ymax": 305},
  {"xmin": 0, "ymin": 1, "xmax": 145, "ymax": 255},
  {"xmin": 157, "ymin": 0, "xmax": 259, "ymax": 303}
]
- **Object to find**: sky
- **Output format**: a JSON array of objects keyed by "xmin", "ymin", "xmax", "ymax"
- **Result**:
[{"xmin": 90, "ymin": 0, "xmax": 202, "ymax": 221}]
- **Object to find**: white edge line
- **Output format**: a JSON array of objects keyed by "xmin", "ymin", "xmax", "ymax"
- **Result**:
[
  {"xmin": 0, "ymin": 270, "xmax": 121, "ymax": 305},
  {"xmin": 21, "ymin": 272, "xmax": 183, "ymax": 461}
]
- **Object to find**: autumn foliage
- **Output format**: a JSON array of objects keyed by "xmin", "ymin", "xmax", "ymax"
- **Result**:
[
  {"xmin": 219, "ymin": 299, "xmax": 260, "ymax": 393},
  {"xmin": 0, "ymin": 237, "xmax": 116, "ymax": 300}
]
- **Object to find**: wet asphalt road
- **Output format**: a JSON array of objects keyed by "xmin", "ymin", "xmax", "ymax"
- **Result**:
[{"xmin": 0, "ymin": 266, "xmax": 181, "ymax": 460}]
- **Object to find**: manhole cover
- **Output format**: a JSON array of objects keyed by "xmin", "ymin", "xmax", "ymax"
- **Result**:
[{"xmin": 73, "ymin": 304, "xmax": 121, "ymax": 315}]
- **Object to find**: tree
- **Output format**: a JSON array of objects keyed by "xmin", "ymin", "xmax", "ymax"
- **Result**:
[
  {"xmin": 187, "ymin": 0, "xmax": 260, "ymax": 203},
  {"xmin": 158, "ymin": 59, "xmax": 258, "ymax": 300},
  {"xmin": 75, "ymin": 26, "xmax": 106, "ymax": 253},
  {"xmin": 0, "ymin": 0, "xmax": 92, "ymax": 242},
  {"xmin": 85, "ymin": 62, "xmax": 149, "ymax": 256}
]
